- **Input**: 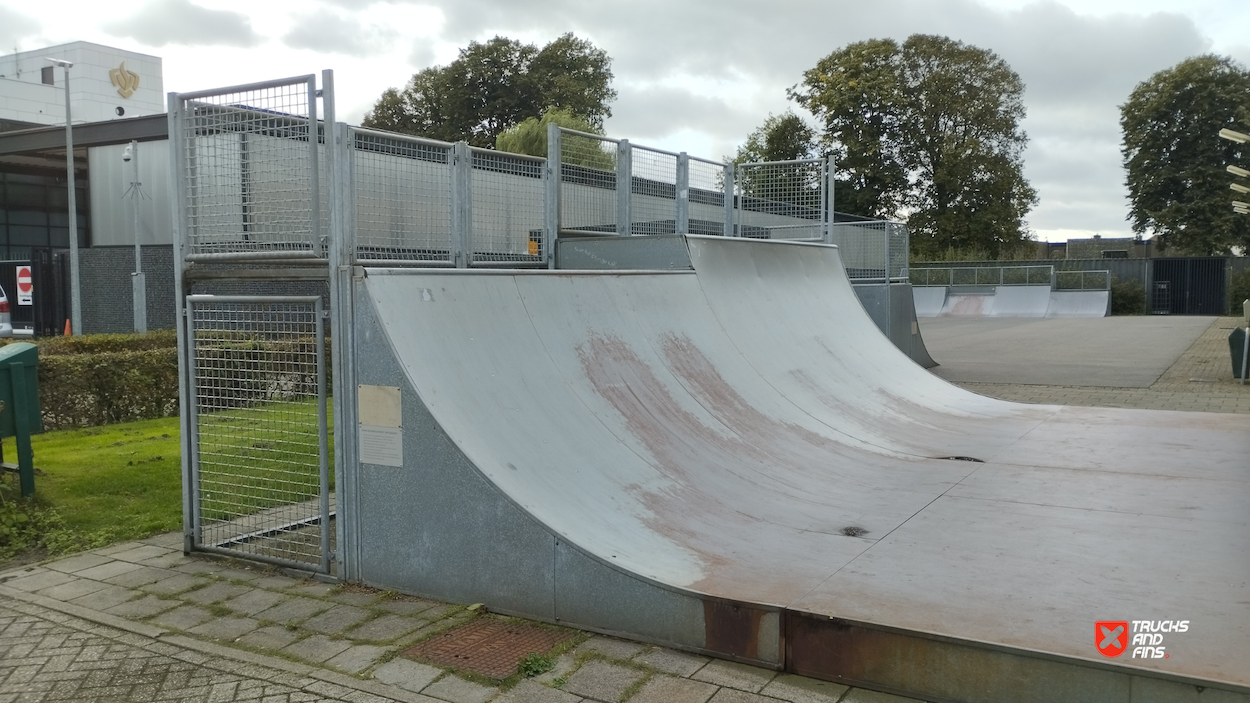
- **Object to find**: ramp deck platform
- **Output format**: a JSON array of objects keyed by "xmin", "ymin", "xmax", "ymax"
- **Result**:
[{"xmin": 348, "ymin": 236, "xmax": 1249, "ymax": 703}]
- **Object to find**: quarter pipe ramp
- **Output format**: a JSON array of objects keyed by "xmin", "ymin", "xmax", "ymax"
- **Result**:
[{"xmin": 349, "ymin": 236, "xmax": 1249, "ymax": 702}]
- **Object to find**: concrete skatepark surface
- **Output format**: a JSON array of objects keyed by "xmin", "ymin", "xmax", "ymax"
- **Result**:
[
  {"xmin": 350, "ymin": 236, "xmax": 1250, "ymax": 701},
  {"xmin": 919, "ymin": 316, "xmax": 1215, "ymax": 387}
]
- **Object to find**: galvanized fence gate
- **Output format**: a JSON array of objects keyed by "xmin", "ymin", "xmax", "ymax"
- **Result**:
[
  {"xmin": 170, "ymin": 72, "xmax": 337, "ymax": 574},
  {"xmin": 183, "ymin": 295, "xmax": 331, "ymax": 572}
]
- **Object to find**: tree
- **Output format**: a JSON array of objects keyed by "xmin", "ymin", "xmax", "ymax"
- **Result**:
[
  {"xmin": 790, "ymin": 35, "xmax": 1038, "ymax": 258},
  {"xmin": 731, "ymin": 112, "xmax": 817, "ymax": 164},
  {"xmin": 496, "ymin": 108, "xmax": 615, "ymax": 169},
  {"xmin": 363, "ymin": 33, "xmax": 615, "ymax": 148},
  {"xmin": 730, "ymin": 112, "xmax": 822, "ymax": 206},
  {"xmin": 1120, "ymin": 55, "xmax": 1250, "ymax": 256}
]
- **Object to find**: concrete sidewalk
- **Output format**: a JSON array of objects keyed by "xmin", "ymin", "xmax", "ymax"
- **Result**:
[{"xmin": 0, "ymin": 533, "xmax": 908, "ymax": 703}]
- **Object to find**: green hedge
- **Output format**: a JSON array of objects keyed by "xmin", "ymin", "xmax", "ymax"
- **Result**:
[
  {"xmin": 1230, "ymin": 268, "xmax": 1250, "ymax": 317},
  {"xmin": 39, "ymin": 348, "xmax": 180, "ymax": 429},
  {"xmin": 1, "ymin": 330, "xmax": 330, "ymax": 430},
  {"xmin": 1109, "ymin": 277, "xmax": 1146, "ymax": 315}
]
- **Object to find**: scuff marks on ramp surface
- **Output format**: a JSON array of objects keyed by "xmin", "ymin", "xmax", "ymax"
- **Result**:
[{"xmin": 574, "ymin": 331, "xmax": 957, "ymax": 605}]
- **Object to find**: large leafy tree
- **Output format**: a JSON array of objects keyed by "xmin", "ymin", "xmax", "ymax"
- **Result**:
[
  {"xmin": 1120, "ymin": 55, "xmax": 1250, "ymax": 255},
  {"xmin": 364, "ymin": 33, "xmax": 615, "ymax": 148},
  {"xmin": 790, "ymin": 35, "xmax": 1037, "ymax": 258},
  {"xmin": 730, "ymin": 112, "xmax": 822, "ymax": 204}
]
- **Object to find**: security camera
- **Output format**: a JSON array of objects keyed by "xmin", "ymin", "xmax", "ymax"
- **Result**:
[{"xmin": 122, "ymin": 144, "xmax": 132, "ymax": 162}]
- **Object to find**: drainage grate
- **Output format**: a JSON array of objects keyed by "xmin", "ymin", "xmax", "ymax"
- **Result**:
[{"xmin": 402, "ymin": 618, "xmax": 574, "ymax": 679}]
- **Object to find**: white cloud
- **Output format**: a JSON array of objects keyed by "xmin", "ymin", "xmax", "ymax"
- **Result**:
[{"xmin": 103, "ymin": 0, "xmax": 260, "ymax": 48}]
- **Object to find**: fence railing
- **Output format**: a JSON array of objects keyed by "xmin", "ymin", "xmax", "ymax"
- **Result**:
[
  {"xmin": 828, "ymin": 221, "xmax": 910, "ymax": 283},
  {"xmin": 910, "ymin": 265, "xmax": 1054, "ymax": 287},
  {"xmin": 172, "ymin": 75, "xmax": 324, "ymax": 262},
  {"xmin": 350, "ymin": 127, "xmax": 454, "ymax": 265},
  {"xmin": 1055, "ymin": 269, "xmax": 1111, "ymax": 291},
  {"xmin": 733, "ymin": 158, "xmax": 827, "ymax": 241}
]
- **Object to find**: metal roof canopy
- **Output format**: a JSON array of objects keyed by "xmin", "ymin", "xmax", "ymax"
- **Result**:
[
  {"xmin": 0, "ymin": 114, "xmax": 167, "ymax": 157},
  {"xmin": 352, "ymin": 235, "xmax": 1250, "ymax": 702}
]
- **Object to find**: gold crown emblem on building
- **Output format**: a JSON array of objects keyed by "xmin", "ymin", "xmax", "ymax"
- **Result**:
[{"xmin": 109, "ymin": 62, "xmax": 140, "ymax": 99}]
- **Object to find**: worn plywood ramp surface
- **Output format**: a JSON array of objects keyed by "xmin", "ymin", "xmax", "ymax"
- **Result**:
[{"xmin": 362, "ymin": 236, "xmax": 1249, "ymax": 700}]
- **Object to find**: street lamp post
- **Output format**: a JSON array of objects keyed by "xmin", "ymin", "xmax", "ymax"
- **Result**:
[
  {"xmin": 47, "ymin": 58, "xmax": 81, "ymax": 336},
  {"xmin": 122, "ymin": 141, "xmax": 149, "ymax": 333}
]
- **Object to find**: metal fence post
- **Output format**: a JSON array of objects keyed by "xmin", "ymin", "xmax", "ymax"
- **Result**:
[
  {"xmin": 330, "ymin": 121, "xmax": 358, "ymax": 579},
  {"xmin": 617, "ymin": 139, "xmax": 632, "ymax": 236},
  {"xmin": 451, "ymin": 141, "xmax": 471, "ymax": 268},
  {"xmin": 544, "ymin": 124, "xmax": 561, "ymax": 269},
  {"xmin": 723, "ymin": 162, "xmax": 735, "ymax": 237},
  {"xmin": 308, "ymin": 75, "xmax": 322, "ymax": 256},
  {"xmin": 676, "ymin": 152, "xmax": 690, "ymax": 235},
  {"xmin": 168, "ymin": 91, "xmax": 195, "ymax": 554},
  {"xmin": 822, "ymin": 157, "xmax": 832, "ymax": 244},
  {"xmin": 826, "ymin": 156, "xmax": 836, "ymax": 244}
]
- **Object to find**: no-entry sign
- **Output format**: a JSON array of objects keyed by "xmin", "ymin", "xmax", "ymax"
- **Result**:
[{"xmin": 15, "ymin": 265, "xmax": 32, "ymax": 306}]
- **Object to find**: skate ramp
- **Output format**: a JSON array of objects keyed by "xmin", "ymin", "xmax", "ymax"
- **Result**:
[
  {"xmin": 916, "ymin": 285, "xmax": 1111, "ymax": 319},
  {"xmin": 912, "ymin": 285, "xmax": 947, "ymax": 317},
  {"xmin": 353, "ymin": 236, "xmax": 1250, "ymax": 701},
  {"xmin": 1047, "ymin": 289, "xmax": 1111, "ymax": 317}
]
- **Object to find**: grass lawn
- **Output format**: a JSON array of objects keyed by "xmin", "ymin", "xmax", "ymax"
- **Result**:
[
  {"xmin": 0, "ymin": 417, "xmax": 182, "ymax": 560},
  {"xmin": 0, "ymin": 399, "xmax": 334, "ymax": 568}
]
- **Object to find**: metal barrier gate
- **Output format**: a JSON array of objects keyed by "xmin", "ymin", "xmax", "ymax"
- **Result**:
[{"xmin": 184, "ymin": 295, "xmax": 331, "ymax": 573}]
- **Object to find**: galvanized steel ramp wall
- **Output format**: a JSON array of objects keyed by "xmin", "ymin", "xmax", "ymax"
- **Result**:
[{"xmin": 350, "ymin": 236, "xmax": 1249, "ymax": 703}]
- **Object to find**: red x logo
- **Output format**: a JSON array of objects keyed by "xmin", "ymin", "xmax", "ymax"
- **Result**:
[{"xmin": 1096, "ymin": 621, "xmax": 1129, "ymax": 657}]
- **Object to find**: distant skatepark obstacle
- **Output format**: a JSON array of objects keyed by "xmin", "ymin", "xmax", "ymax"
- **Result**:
[
  {"xmin": 170, "ymin": 73, "xmax": 1250, "ymax": 703},
  {"xmin": 912, "ymin": 265, "xmax": 1112, "ymax": 318}
]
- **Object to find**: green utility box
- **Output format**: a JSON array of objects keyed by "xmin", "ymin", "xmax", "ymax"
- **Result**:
[{"xmin": 0, "ymin": 342, "xmax": 41, "ymax": 496}]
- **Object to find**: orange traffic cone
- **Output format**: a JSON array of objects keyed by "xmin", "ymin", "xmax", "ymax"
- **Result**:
[{"xmin": 64, "ymin": 319, "xmax": 71, "ymax": 336}]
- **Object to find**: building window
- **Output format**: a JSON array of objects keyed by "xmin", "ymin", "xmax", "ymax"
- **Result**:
[
  {"xmin": 1102, "ymin": 250, "xmax": 1128, "ymax": 259},
  {"xmin": 41, "ymin": 66, "xmax": 54, "ymax": 85}
]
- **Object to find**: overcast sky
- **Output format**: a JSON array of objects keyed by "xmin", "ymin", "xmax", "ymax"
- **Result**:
[{"xmin": 2, "ymin": 0, "xmax": 1248, "ymax": 241}]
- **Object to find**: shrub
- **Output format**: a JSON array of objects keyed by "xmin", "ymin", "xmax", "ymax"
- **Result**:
[
  {"xmin": 1109, "ymin": 276, "xmax": 1146, "ymax": 315},
  {"xmin": 0, "ymin": 330, "xmax": 333, "ymax": 430},
  {"xmin": 39, "ymin": 347, "xmax": 180, "ymax": 430},
  {"xmin": 1230, "ymin": 267, "xmax": 1250, "ymax": 317}
]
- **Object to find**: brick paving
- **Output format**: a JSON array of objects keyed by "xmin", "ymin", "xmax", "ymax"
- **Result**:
[
  {"xmin": 0, "ymin": 534, "xmax": 921, "ymax": 702},
  {"xmin": 953, "ymin": 316, "xmax": 1250, "ymax": 413}
]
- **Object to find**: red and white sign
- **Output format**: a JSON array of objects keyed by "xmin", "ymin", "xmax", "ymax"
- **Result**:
[{"xmin": 15, "ymin": 266, "xmax": 31, "ymax": 306}]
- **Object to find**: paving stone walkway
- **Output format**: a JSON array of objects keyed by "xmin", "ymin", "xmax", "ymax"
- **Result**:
[
  {"xmin": 951, "ymin": 316, "xmax": 1250, "ymax": 413},
  {"xmin": 0, "ymin": 533, "xmax": 921, "ymax": 703}
]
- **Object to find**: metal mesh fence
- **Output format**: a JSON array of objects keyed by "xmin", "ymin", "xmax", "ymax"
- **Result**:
[
  {"xmin": 688, "ymin": 157, "xmax": 727, "ymax": 236},
  {"xmin": 630, "ymin": 146, "xmax": 678, "ymax": 235},
  {"xmin": 177, "ymin": 77, "xmax": 320, "ymax": 259},
  {"xmin": 352, "ymin": 128, "xmax": 453, "ymax": 264},
  {"xmin": 188, "ymin": 296, "xmax": 329, "ymax": 572},
  {"xmin": 559, "ymin": 129, "xmax": 618, "ymax": 234},
  {"xmin": 910, "ymin": 265, "xmax": 1054, "ymax": 287},
  {"xmin": 735, "ymin": 159, "xmax": 825, "ymax": 240},
  {"xmin": 887, "ymin": 222, "xmax": 909, "ymax": 281},
  {"xmin": 471, "ymin": 148, "xmax": 545, "ymax": 263},
  {"xmin": 1056, "ymin": 269, "xmax": 1111, "ymax": 290}
]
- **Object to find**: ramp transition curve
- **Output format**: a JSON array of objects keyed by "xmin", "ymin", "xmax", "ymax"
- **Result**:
[{"xmin": 350, "ymin": 236, "xmax": 1249, "ymax": 703}]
